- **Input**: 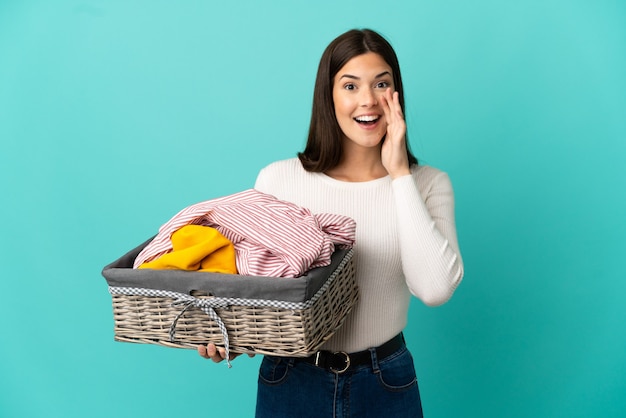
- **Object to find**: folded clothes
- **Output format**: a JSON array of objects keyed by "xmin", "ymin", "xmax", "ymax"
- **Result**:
[
  {"xmin": 133, "ymin": 189, "xmax": 356, "ymax": 278},
  {"xmin": 138, "ymin": 225, "xmax": 237, "ymax": 274}
]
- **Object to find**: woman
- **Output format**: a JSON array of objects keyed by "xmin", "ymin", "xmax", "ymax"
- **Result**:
[{"xmin": 199, "ymin": 28, "xmax": 464, "ymax": 417}]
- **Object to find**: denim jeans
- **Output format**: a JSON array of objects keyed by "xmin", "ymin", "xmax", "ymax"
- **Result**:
[{"xmin": 256, "ymin": 343, "xmax": 423, "ymax": 417}]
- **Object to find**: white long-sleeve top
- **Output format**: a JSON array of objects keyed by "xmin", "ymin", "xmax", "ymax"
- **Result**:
[{"xmin": 255, "ymin": 158, "xmax": 464, "ymax": 352}]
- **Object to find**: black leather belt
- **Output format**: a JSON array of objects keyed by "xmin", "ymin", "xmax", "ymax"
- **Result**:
[{"xmin": 298, "ymin": 333, "xmax": 404, "ymax": 374}]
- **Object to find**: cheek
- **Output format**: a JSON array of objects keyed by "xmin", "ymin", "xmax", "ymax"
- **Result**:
[
  {"xmin": 335, "ymin": 98, "xmax": 354, "ymax": 118},
  {"xmin": 333, "ymin": 92, "xmax": 353, "ymax": 116}
]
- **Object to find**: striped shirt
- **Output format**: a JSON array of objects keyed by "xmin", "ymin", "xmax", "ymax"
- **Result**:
[{"xmin": 133, "ymin": 189, "xmax": 356, "ymax": 278}]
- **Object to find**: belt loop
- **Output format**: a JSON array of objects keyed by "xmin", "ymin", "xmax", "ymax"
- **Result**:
[{"xmin": 369, "ymin": 347, "xmax": 380, "ymax": 373}]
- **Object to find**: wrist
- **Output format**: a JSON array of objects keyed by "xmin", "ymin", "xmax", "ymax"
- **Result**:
[{"xmin": 389, "ymin": 168, "xmax": 411, "ymax": 180}]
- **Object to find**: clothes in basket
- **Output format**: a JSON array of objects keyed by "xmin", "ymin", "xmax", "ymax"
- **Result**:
[{"xmin": 133, "ymin": 189, "xmax": 356, "ymax": 278}]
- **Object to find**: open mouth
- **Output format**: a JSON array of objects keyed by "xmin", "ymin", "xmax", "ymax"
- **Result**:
[{"xmin": 354, "ymin": 115, "xmax": 380, "ymax": 125}]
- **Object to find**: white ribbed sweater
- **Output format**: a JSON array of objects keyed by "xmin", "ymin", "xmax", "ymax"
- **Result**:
[{"xmin": 254, "ymin": 158, "xmax": 464, "ymax": 353}]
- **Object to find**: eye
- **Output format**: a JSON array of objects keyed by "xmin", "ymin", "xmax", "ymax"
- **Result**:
[
  {"xmin": 376, "ymin": 81, "xmax": 390, "ymax": 89},
  {"xmin": 344, "ymin": 83, "xmax": 356, "ymax": 91}
]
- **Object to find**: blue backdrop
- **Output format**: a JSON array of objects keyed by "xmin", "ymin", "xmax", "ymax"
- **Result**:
[{"xmin": 1, "ymin": 1, "xmax": 625, "ymax": 417}]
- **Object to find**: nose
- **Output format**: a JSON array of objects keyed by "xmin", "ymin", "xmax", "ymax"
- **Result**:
[{"xmin": 360, "ymin": 87, "xmax": 378, "ymax": 107}]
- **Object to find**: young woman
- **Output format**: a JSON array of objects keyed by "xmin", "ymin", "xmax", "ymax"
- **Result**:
[{"xmin": 199, "ymin": 28, "xmax": 464, "ymax": 417}]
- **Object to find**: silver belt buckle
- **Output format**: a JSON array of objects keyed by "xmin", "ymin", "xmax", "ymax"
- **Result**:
[{"xmin": 329, "ymin": 351, "xmax": 350, "ymax": 374}]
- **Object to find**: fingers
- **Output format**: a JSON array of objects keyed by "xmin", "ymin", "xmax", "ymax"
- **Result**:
[
  {"xmin": 380, "ymin": 88, "xmax": 406, "ymax": 141},
  {"xmin": 197, "ymin": 343, "xmax": 246, "ymax": 362},
  {"xmin": 380, "ymin": 89, "xmax": 410, "ymax": 179},
  {"xmin": 197, "ymin": 343, "xmax": 225, "ymax": 363},
  {"xmin": 380, "ymin": 88, "xmax": 392, "ymax": 122},
  {"xmin": 381, "ymin": 88, "xmax": 403, "ymax": 121},
  {"xmin": 381, "ymin": 89, "xmax": 405, "ymax": 142},
  {"xmin": 198, "ymin": 344, "xmax": 209, "ymax": 358}
]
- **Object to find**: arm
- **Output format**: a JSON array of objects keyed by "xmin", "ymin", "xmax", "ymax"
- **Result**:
[
  {"xmin": 393, "ymin": 171, "xmax": 464, "ymax": 306},
  {"xmin": 381, "ymin": 88, "xmax": 463, "ymax": 305}
]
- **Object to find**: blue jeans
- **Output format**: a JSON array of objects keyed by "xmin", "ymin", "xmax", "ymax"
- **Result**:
[{"xmin": 256, "ymin": 343, "xmax": 423, "ymax": 417}]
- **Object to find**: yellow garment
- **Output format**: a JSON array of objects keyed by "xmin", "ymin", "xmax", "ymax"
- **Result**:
[{"xmin": 139, "ymin": 225, "xmax": 237, "ymax": 274}]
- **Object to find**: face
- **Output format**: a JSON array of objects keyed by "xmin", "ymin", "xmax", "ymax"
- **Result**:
[{"xmin": 332, "ymin": 52, "xmax": 394, "ymax": 150}]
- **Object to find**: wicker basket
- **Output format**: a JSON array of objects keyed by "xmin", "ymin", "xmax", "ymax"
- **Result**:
[{"xmin": 102, "ymin": 240, "xmax": 358, "ymax": 358}]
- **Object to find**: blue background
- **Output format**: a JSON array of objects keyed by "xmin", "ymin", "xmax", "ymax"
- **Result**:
[{"xmin": 1, "ymin": 1, "xmax": 625, "ymax": 417}]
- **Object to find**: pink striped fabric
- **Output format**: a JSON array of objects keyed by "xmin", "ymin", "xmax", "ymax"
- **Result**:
[{"xmin": 133, "ymin": 189, "xmax": 356, "ymax": 278}]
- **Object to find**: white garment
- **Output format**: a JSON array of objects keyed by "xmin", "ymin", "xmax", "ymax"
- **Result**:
[{"xmin": 255, "ymin": 158, "xmax": 464, "ymax": 353}]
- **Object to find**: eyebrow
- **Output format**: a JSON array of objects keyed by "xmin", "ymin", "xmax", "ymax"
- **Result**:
[{"xmin": 339, "ymin": 71, "xmax": 392, "ymax": 80}]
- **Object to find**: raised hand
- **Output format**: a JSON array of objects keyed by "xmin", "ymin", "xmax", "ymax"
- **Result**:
[{"xmin": 380, "ymin": 88, "xmax": 411, "ymax": 179}]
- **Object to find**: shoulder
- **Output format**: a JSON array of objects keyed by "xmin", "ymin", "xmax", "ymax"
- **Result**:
[
  {"xmin": 412, "ymin": 164, "xmax": 449, "ymax": 183},
  {"xmin": 409, "ymin": 164, "xmax": 454, "ymax": 195},
  {"xmin": 258, "ymin": 158, "xmax": 303, "ymax": 176},
  {"xmin": 255, "ymin": 158, "xmax": 309, "ymax": 194},
  {"xmin": 256, "ymin": 158, "xmax": 304, "ymax": 183}
]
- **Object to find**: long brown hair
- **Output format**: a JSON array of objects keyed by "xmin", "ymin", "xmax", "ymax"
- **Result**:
[{"xmin": 298, "ymin": 29, "xmax": 418, "ymax": 172}]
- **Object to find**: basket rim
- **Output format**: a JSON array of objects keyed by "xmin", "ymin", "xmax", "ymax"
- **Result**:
[
  {"xmin": 108, "ymin": 248, "xmax": 353, "ymax": 310},
  {"xmin": 102, "ymin": 238, "xmax": 352, "ymax": 304}
]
